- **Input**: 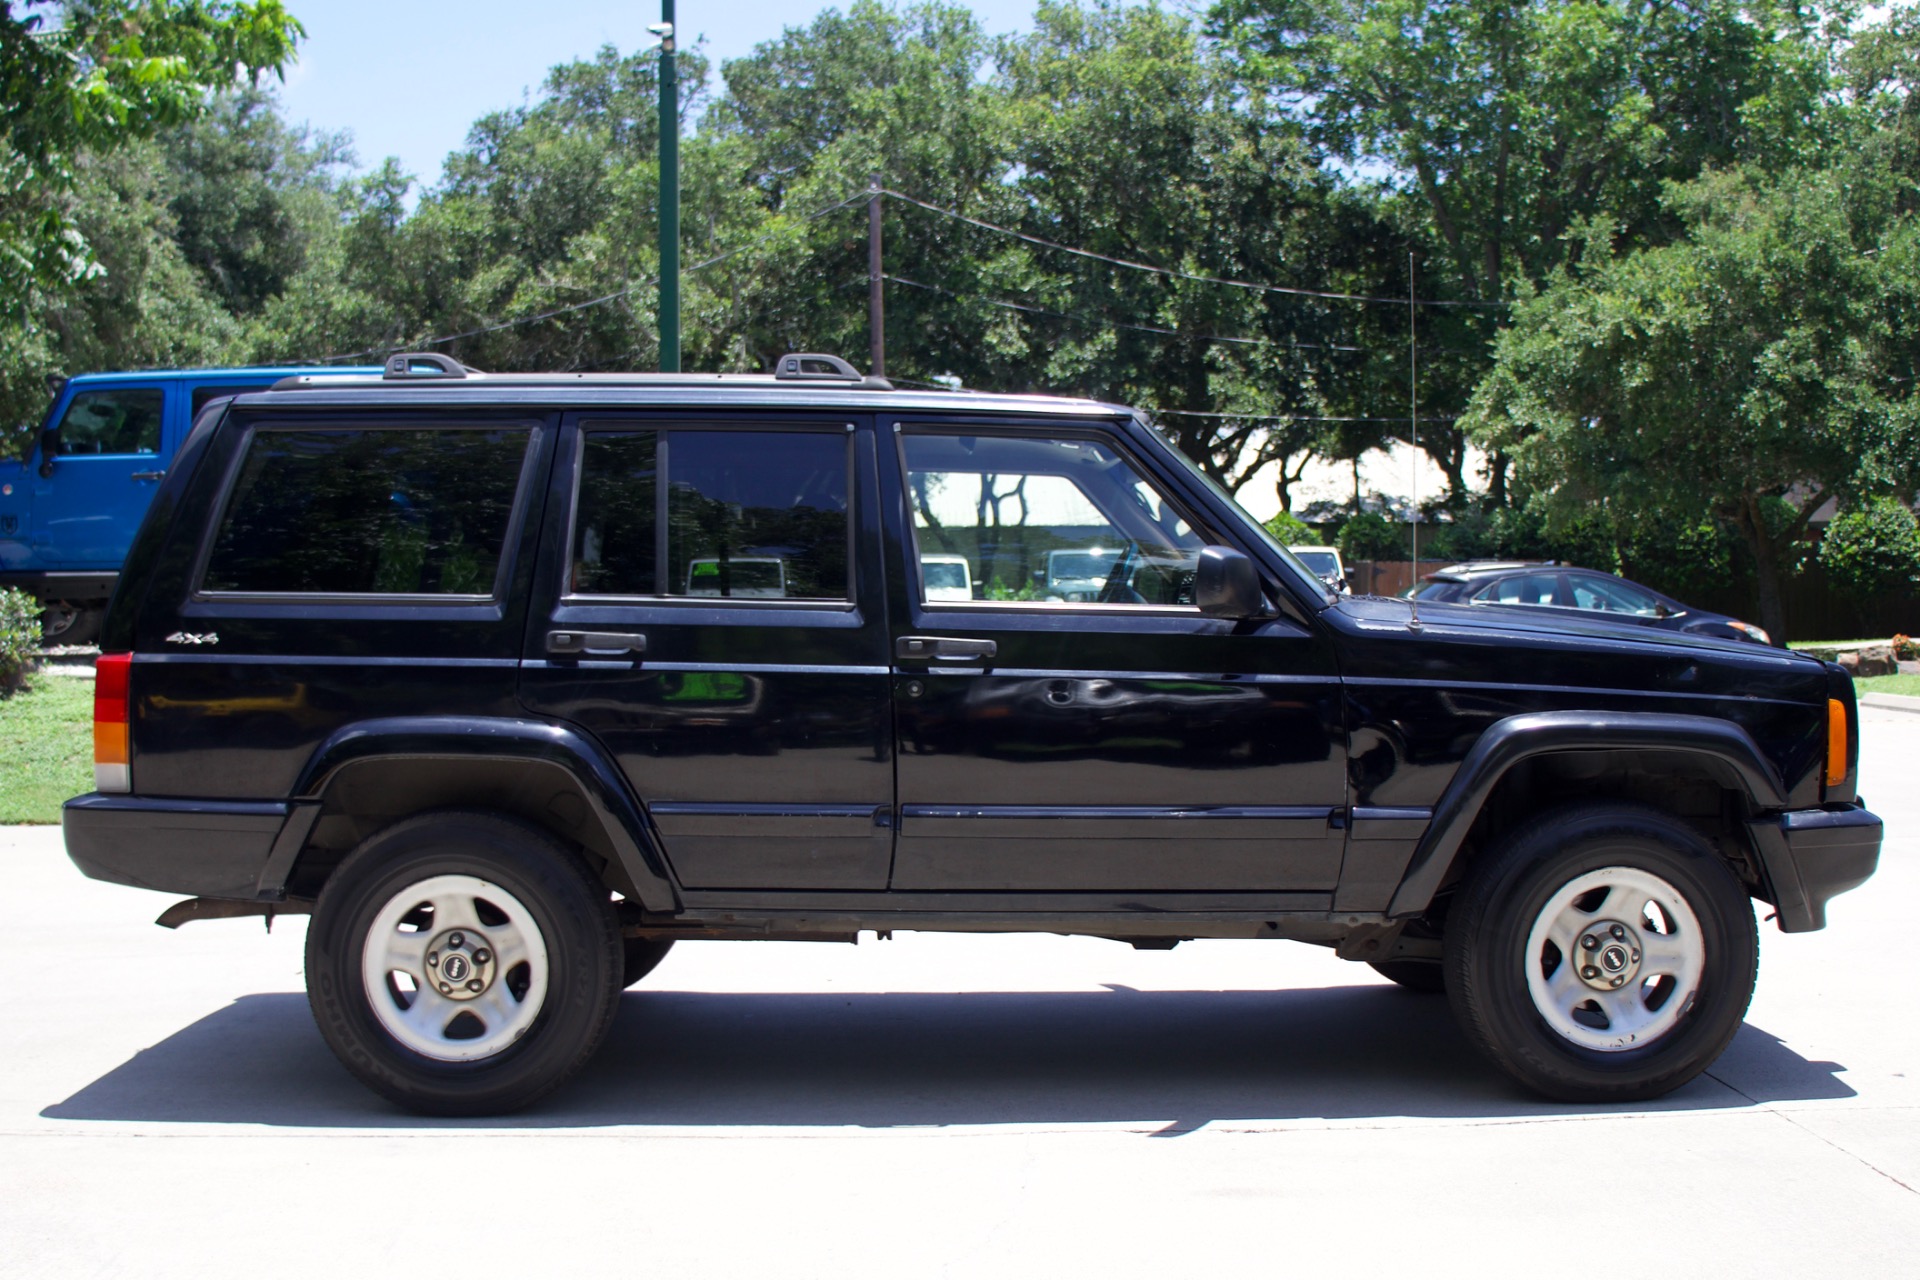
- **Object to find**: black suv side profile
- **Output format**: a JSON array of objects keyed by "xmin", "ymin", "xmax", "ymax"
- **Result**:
[{"xmin": 64, "ymin": 355, "xmax": 1883, "ymax": 1114}]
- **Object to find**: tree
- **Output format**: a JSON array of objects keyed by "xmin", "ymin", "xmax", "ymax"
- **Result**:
[
  {"xmin": 1209, "ymin": 0, "xmax": 1838, "ymax": 502},
  {"xmin": 0, "ymin": 1, "xmax": 303, "ymax": 317},
  {"xmin": 1466, "ymin": 164, "xmax": 1920, "ymax": 640}
]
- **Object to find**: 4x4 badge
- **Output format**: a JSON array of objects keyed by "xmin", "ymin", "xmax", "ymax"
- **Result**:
[{"xmin": 165, "ymin": 631, "xmax": 219, "ymax": 646}]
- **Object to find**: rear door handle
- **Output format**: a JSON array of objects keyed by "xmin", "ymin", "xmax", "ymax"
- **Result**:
[
  {"xmin": 547, "ymin": 630, "xmax": 646, "ymax": 656},
  {"xmin": 896, "ymin": 635, "xmax": 997, "ymax": 662}
]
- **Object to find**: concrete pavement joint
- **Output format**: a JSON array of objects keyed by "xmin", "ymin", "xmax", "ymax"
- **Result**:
[{"xmin": 1706, "ymin": 1067, "xmax": 1920, "ymax": 1198}]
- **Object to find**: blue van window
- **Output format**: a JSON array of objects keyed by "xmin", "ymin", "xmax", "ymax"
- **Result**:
[
  {"xmin": 202, "ymin": 427, "xmax": 532, "ymax": 596},
  {"xmin": 55, "ymin": 389, "xmax": 163, "ymax": 455}
]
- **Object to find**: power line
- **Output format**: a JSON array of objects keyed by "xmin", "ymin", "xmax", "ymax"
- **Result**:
[
  {"xmin": 319, "ymin": 190, "xmax": 872, "ymax": 363},
  {"xmin": 883, "ymin": 272, "xmax": 1364, "ymax": 353},
  {"xmin": 879, "ymin": 188, "xmax": 1503, "ymax": 311}
]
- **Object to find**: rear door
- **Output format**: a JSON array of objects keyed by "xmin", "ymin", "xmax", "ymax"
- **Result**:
[
  {"xmin": 882, "ymin": 417, "xmax": 1348, "ymax": 897},
  {"xmin": 516, "ymin": 411, "xmax": 895, "ymax": 892}
]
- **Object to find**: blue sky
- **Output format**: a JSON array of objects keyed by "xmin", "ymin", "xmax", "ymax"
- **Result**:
[{"xmin": 276, "ymin": 1, "xmax": 1048, "ymax": 187}]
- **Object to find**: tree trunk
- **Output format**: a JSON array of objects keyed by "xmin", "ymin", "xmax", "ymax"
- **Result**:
[
  {"xmin": 1739, "ymin": 495, "xmax": 1789, "ymax": 642},
  {"xmin": 1488, "ymin": 452, "xmax": 1510, "ymax": 508}
]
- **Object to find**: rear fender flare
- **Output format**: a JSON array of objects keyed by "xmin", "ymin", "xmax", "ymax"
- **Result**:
[
  {"xmin": 288, "ymin": 715, "xmax": 679, "ymax": 912},
  {"xmin": 1386, "ymin": 711, "xmax": 1787, "ymax": 918}
]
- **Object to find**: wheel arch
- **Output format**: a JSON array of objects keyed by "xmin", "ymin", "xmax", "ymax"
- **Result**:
[
  {"xmin": 272, "ymin": 716, "xmax": 680, "ymax": 912},
  {"xmin": 1387, "ymin": 711, "xmax": 1789, "ymax": 919}
]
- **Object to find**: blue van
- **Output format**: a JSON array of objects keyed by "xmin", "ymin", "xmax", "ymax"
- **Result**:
[{"xmin": 0, "ymin": 366, "xmax": 376, "ymax": 642}]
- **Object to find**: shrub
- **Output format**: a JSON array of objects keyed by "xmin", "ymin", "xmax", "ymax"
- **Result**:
[
  {"xmin": 0, "ymin": 587, "xmax": 41, "ymax": 692},
  {"xmin": 1336, "ymin": 511, "xmax": 1401, "ymax": 560},
  {"xmin": 1263, "ymin": 509, "xmax": 1322, "ymax": 546},
  {"xmin": 1819, "ymin": 498, "xmax": 1920, "ymax": 599}
]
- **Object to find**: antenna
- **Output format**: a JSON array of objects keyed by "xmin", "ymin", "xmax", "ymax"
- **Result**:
[{"xmin": 1408, "ymin": 250, "xmax": 1421, "ymax": 630}]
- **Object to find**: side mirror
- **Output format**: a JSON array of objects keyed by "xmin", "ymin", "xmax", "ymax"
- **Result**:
[
  {"xmin": 37, "ymin": 428, "xmax": 56, "ymax": 478},
  {"xmin": 1195, "ymin": 546, "xmax": 1267, "ymax": 619}
]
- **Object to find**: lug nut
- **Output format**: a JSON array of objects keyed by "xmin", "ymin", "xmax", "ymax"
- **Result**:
[
  {"xmin": 1582, "ymin": 935, "xmax": 1598, "ymax": 950},
  {"xmin": 1610, "ymin": 924, "xmax": 1626, "ymax": 940},
  {"xmin": 473, "ymin": 949, "xmax": 491, "ymax": 964},
  {"xmin": 448, "ymin": 932, "xmax": 465, "ymax": 948},
  {"xmin": 467, "ymin": 979, "xmax": 483, "ymax": 992},
  {"xmin": 1582, "ymin": 966, "xmax": 1599, "ymax": 979},
  {"xmin": 439, "ymin": 983, "xmax": 452, "ymax": 994},
  {"xmin": 427, "ymin": 952, "xmax": 438, "ymax": 967},
  {"xmin": 1631, "ymin": 950, "xmax": 1641, "ymax": 963},
  {"xmin": 1610, "ymin": 976, "xmax": 1625, "ymax": 987}
]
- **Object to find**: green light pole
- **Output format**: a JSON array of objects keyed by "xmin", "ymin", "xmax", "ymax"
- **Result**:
[{"xmin": 654, "ymin": 1, "xmax": 680, "ymax": 371}]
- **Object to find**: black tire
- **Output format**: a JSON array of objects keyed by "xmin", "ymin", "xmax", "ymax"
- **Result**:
[
  {"xmin": 622, "ymin": 937, "xmax": 675, "ymax": 988},
  {"xmin": 1369, "ymin": 959, "xmax": 1447, "ymax": 993},
  {"xmin": 305, "ymin": 810, "xmax": 623, "ymax": 1116},
  {"xmin": 40, "ymin": 602, "xmax": 101, "ymax": 647},
  {"xmin": 1444, "ymin": 802, "xmax": 1757, "ymax": 1103}
]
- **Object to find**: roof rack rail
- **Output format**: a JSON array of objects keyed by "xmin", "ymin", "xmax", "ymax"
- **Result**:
[
  {"xmin": 774, "ymin": 352, "xmax": 892, "ymax": 391},
  {"xmin": 384, "ymin": 352, "xmax": 479, "ymax": 380}
]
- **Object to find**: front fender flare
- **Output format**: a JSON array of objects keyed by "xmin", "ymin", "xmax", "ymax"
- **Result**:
[
  {"xmin": 290, "ymin": 715, "xmax": 679, "ymax": 912},
  {"xmin": 1386, "ymin": 711, "xmax": 1787, "ymax": 918}
]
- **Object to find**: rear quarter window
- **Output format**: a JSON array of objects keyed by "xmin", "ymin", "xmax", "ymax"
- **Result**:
[{"xmin": 200, "ymin": 425, "xmax": 535, "ymax": 596}]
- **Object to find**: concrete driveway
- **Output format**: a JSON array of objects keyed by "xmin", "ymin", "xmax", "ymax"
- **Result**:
[{"xmin": 4, "ymin": 710, "xmax": 1916, "ymax": 1277}]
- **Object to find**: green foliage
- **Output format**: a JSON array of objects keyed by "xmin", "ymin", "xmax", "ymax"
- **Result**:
[
  {"xmin": 1263, "ymin": 509, "xmax": 1321, "ymax": 545},
  {"xmin": 0, "ymin": 586, "xmax": 41, "ymax": 690},
  {"xmin": 1820, "ymin": 499, "xmax": 1920, "ymax": 599},
  {"xmin": 0, "ymin": 673, "xmax": 92, "ymax": 823},
  {"xmin": 0, "ymin": 1, "xmax": 302, "ymax": 322},
  {"xmin": 1336, "ymin": 511, "xmax": 1400, "ymax": 560}
]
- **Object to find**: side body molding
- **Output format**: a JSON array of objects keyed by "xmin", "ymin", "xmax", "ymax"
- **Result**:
[
  {"xmin": 1386, "ymin": 711, "xmax": 1789, "ymax": 918},
  {"xmin": 290, "ymin": 715, "xmax": 679, "ymax": 911}
]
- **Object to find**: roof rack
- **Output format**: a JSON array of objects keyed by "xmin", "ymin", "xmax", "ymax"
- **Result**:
[{"xmin": 266, "ymin": 350, "xmax": 897, "ymax": 392}]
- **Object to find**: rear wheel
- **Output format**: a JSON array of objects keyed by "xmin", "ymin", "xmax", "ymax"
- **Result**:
[
  {"xmin": 39, "ymin": 601, "xmax": 101, "ymax": 646},
  {"xmin": 1445, "ymin": 803, "xmax": 1757, "ymax": 1102},
  {"xmin": 305, "ymin": 811, "xmax": 623, "ymax": 1115}
]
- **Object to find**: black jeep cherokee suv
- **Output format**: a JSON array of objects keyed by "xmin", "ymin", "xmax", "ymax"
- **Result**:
[{"xmin": 64, "ymin": 354, "xmax": 1883, "ymax": 1114}]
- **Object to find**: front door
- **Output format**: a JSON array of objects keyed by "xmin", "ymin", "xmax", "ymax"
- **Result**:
[
  {"xmin": 518, "ymin": 413, "xmax": 895, "ymax": 892},
  {"xmin": 32, "ymin": 382, "xmax": 170, "ymax": 568},
  {"xmin": 883, "ymin": 419, "xmax": 1347, "ymax": 897}
]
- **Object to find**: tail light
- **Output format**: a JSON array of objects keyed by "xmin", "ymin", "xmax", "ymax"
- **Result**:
[{"xmin": 94, "ymin": 653, "xmax": 132, "ymax": 793}]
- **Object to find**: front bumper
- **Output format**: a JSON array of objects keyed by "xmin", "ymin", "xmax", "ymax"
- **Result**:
[
  {"xmin": 63, "ymin": 793, "xmax": 304, "ymax": 900},
  {"xmin": 1750, "ymin": 803, "xmax": 1883, "ymax": 932}
]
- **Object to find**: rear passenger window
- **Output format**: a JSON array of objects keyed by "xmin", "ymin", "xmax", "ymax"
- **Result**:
[
  {"xmin": 570, "ymin": 428, "xmax": 850, "ymax": 601},
  {"xmin": 202, "ymin": 427, "xmax": 534, "ymax": 596}
]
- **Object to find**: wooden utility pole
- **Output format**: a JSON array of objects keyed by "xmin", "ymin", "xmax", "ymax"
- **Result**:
[{"xmin": 868, "ymin": 176, "xmax": 885, "ymax": 378}]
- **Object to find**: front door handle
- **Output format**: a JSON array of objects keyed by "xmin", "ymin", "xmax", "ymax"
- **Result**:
[
  {"xmin": 130, "ymin": 470, "xmax": 166, "ymax": 481},
  {"xmin": 896, "ymin": 635, "xmax": 997, "ymax": 662},
  {"xmin": 547, "ymin": 630, "xmax": 646, "ymax": 656}
]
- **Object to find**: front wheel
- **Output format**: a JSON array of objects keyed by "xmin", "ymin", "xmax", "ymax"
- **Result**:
[
  {"xmin": 305, "ymin": 811, "xmax": 623, "ymax": 1115},
  {"xmin": 1445, "ymin": 803, "xmax": 1757, "ymax": 1103}
]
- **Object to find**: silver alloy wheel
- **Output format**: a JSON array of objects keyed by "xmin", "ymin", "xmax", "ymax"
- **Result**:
[
  {"xmin": 1524, "ymin": 865, "xmax": 1706, "ymax": 1052},
  {"xmin": 361, "ymin": 874, "xmax": 550, "ymax": 1062}
]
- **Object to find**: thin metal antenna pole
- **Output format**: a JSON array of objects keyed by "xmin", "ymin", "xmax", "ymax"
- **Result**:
[
  {"xmin": 657, "ymin": 0, "xmax": 680, "ymax": 372},
  {"xmin": 1409, "ymin": 250, "xmax": 1420, "ymax": 627},
  {"xmin": 868, "ymin": 175, "xmax": 885, "ymax": 378}
]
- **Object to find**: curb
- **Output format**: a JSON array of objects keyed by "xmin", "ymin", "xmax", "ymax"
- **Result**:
[{"xmin": 1861, "ymin": 692, "xmax": 1920, "ymax": 715}]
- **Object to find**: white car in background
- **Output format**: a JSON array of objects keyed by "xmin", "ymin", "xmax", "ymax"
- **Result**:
[
  {"xmin": 1289, "ymin": 544, "xmax": 1350, "ymax": 594},
  {"xmin": 920, "ymin": 554, "xmax": 974, "ymax": 601}
]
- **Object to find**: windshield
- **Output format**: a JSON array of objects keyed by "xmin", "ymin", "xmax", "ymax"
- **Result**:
[
  {"xmin": 1135, "ymin": 416, "xmax": 1336, "ymax": 605},
  {"xmin": 922, "ymin": 560, "xmax": 969, "ymax": 591}
]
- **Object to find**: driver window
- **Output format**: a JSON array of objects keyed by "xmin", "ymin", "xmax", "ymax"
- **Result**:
[
  {"xmin": 901, "ymin": 432, "xmax": 1204, "ymax": 607},
  {"xmin": 54, "ymin": 389, "xmax": 163, "ymax": 456}
]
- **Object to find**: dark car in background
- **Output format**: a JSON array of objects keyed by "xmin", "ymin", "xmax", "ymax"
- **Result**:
[{"xmin": 1407, "ymin": 562, "xmax": 1779, "ymax": 647}]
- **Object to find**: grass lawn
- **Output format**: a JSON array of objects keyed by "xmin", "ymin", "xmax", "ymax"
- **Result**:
[
  {"xmin": 0, "ymin": 674, "xmax": 92, "ymax": 824},
  {"xmin": 1857, "ymin": 672, "xmax": 1920, "ymax": 699}
]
